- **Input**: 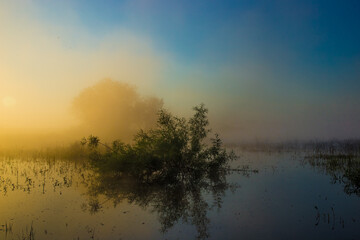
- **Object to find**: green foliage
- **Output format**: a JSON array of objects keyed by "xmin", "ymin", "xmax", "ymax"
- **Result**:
[{"xmin": 82, "ymin": 104, "xmax": 235, "ymax": 184}]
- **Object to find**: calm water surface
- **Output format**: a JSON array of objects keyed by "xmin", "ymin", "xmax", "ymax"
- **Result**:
[{"xmin": 0, "ymin": 151, "xmax": 359, "ymax": 239}]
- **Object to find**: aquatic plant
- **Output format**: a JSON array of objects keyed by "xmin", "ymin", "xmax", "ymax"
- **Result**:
[
  {"xmin": 235, "ymin": 139, "xmax": 360, "ymax": 156},
  {"xmin": 0, "ymin": 142, "xmax": 88, "ymax": 161},
  {"xmin": 304, "ymin": 156, "xmax": 360, "ymax": 197},
  {"xmin": 20, "ymin": 223, "xmax": 35, "ymax": 240},
  {"xmin": 82, "ymin": 104, "xmax": 236, "ymax": 184}
]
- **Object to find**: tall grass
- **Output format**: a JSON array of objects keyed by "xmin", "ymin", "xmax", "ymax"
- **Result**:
[
  {"xmin": 235, "ymin": 139, "xmax": 360, "ymax": 158},
  {"xmin": 0, "ymin": 142, "xmax": 88, "ymax": 161}
]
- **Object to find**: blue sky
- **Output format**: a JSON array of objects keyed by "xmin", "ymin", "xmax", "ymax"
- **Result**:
[
  {"xmin": 52, "ymin": 0, "xmax": 360, "ymax": 65},
  {"xmin": 37, "ymin": 0, "xmax": 360, "ymax": 93}
]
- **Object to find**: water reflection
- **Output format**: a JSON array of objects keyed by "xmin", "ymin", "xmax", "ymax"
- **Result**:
[
  {"xmin": 0, "ymin": 157, "xmax": 256, "ymax": 239},
  {"xmin": 85, "ymin": 168, "xmax": 247, "ymax": 239},
  {"xmin": 1, "ymin": 153, "xmax": 360, "ymax": 239},
  {"xmin": 303, "ymin": 156, "xmax": 360, "ymax": 197}
]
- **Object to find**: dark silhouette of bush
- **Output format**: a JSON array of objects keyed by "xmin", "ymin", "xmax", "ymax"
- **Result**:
[
  {"xmin": 81, "ymin": 104, "xmax": 243, "ymax": 239},
  {"xmin": 81, "ymin": 104, "xmax": 235, "ymax": 184}
]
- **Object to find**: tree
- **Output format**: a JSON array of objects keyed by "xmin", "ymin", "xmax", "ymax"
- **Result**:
[
  {"xmin": 82, "ymin": 104, "xmax": 236, "ymax": 184},
  {"xmin": 72, "ymin": 79, "xmax": 163, "ymax": 142}
]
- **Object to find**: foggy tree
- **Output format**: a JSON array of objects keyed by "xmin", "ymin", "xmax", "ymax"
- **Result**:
[{"xmin": 72, "ymin": 79, "xmax": 163, "ymax": 142}]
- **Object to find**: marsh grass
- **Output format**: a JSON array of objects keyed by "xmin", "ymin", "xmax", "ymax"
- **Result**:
[
  {"xmin": 235, "ymin": 139, "xmax": 360, "ymax": 157},
  {"xmin": 19, "ymin": 223, "xmax": 35, "ymax": 240},
  {"xmin": 303, "ymin": 155, "xmax": 360, "ymax": 196},
  {"xmin": 0, "ymin": 142, "xmax": 88, "ymax": 161},
  {"xmin": 0, "ymin": 221, "xmax": 13, "ymax": 237},
  {"xmin": 305, "ymin": 139, "xmax": 360, "ymax": 159}
]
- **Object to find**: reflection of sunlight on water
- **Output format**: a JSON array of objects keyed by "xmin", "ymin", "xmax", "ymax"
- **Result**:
[
  {"xmin": 0, "ymin": 154, "xmax": 248, "ymax": 240},
  {"xmin": 0, "ymin": 153, "xmax": 359, "ymax": 239},
  {"xmin": 0, "ymin": 158, "xmax": 160, "ymax": 240}
]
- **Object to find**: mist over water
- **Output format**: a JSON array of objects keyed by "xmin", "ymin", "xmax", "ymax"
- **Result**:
[
  {"xmin": 1, "ymin": 2, "xmax": 360, "ymax": 240},
  {"xmin": 0, "ymin": 76, "xmax": 359, "ymax": 150}
]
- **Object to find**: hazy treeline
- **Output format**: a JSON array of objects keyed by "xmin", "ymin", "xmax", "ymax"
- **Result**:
[
  {"xmin": 234, "ymin": 139, "xmax": 360, "ymax": 156},
  {"xmin": 72, "ymin": 79, "xmax": 163, "ymax": 142},
  {"xmin": 1, "ymin": 79, "xmax": 360, "ymax": 157},
  {"xmin": 0, "ymin": 79, "xmax": 163, "ymax": 150}
]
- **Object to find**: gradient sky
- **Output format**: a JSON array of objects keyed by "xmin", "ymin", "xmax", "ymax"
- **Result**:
[{"xmin": 1, "ymin": 0, "xmax": 360, "ymax": 141}]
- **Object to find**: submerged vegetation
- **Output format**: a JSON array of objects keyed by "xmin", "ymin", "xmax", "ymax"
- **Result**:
[
  {"xmin": 235, "ymin": 139, "xmax": 360, "ymax": 157},
  {"xmin": 79, "ymin": 104, "xmax": 251, "ymax": 239},
  {"xmin": 301, "ymin": 140, "xmax": 360, "ymax": 196},
  {"xmin": 0, "ymin": 153, "xmax": 252, "ymax": 240},
  {"xmin": 305, "ymin": 139, "xmax": 360, "ymax": 160},
  {"xmin": 81, "ymin": 104, "xmax": 236, "ymax": 184},
  {"xmin": 0, "ymin": 142, "xmax": 87, "ymax": 161},
  {"xmin": 304, "ymin": 156, "xmax": 360, "ymax": 197}
]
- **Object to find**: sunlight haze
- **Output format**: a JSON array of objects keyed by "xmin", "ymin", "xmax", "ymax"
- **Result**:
[{"xmin": 1, "ymin": 0, "xmax": 360, "ymax": 147}]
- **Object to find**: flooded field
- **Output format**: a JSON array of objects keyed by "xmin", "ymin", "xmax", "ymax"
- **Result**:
[{"xmin": 0, "ymin": 151, "xmax": 359, "ymax": 240}]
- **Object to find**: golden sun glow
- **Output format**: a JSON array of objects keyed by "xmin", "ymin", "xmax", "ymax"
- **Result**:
[{"xmin": 2, "ymin": 96, "xmax": 17, "ymax": 108}]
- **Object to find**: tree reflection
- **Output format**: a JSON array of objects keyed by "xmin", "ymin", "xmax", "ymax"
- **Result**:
[
  {"xmin": 84, "ymin": 167, "xmax": 249, "ymax": 239},
  {"xmin": 304, "ymin": 156, "xmax": 360, "ymax": 196},
  {"xmin": 80, "ymin": 104, "xmax": 258, "ymax": 239}
]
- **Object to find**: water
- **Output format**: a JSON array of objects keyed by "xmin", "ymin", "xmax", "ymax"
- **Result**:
[{"xmin": 0, "ymin": 151, "xmax": 359, "ymax": 240}]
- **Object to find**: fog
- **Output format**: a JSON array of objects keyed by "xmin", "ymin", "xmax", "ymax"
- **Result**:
[
  {"xmin": 0, "ymin": 79, "xmax": 163, "ymax": 149},
  {"xmin": 72, "ymin": 79, "xmax": 163, "ymax": 142},
  {"xmin": 1, "ymin": 1, "xmax": 360, "ymax": 150},
  {"xmin": 1, "ymin": 77, "xmax": 359, "ymax": 149}
]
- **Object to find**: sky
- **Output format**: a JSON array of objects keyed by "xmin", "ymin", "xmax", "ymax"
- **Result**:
[{"xmin": 0, "ymin": 0, "xmax": 360, "ymax": 142}]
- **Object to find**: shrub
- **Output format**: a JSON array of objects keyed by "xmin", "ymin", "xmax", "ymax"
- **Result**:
[{"xmin": 82, "ymin": 104, "xmax": 235, "ymax": 184}]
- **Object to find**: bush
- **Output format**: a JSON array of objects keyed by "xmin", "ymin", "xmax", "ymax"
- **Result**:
[{"xmin": 82, "ymin": 104, "xmax": 235, "ymax": 184}]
